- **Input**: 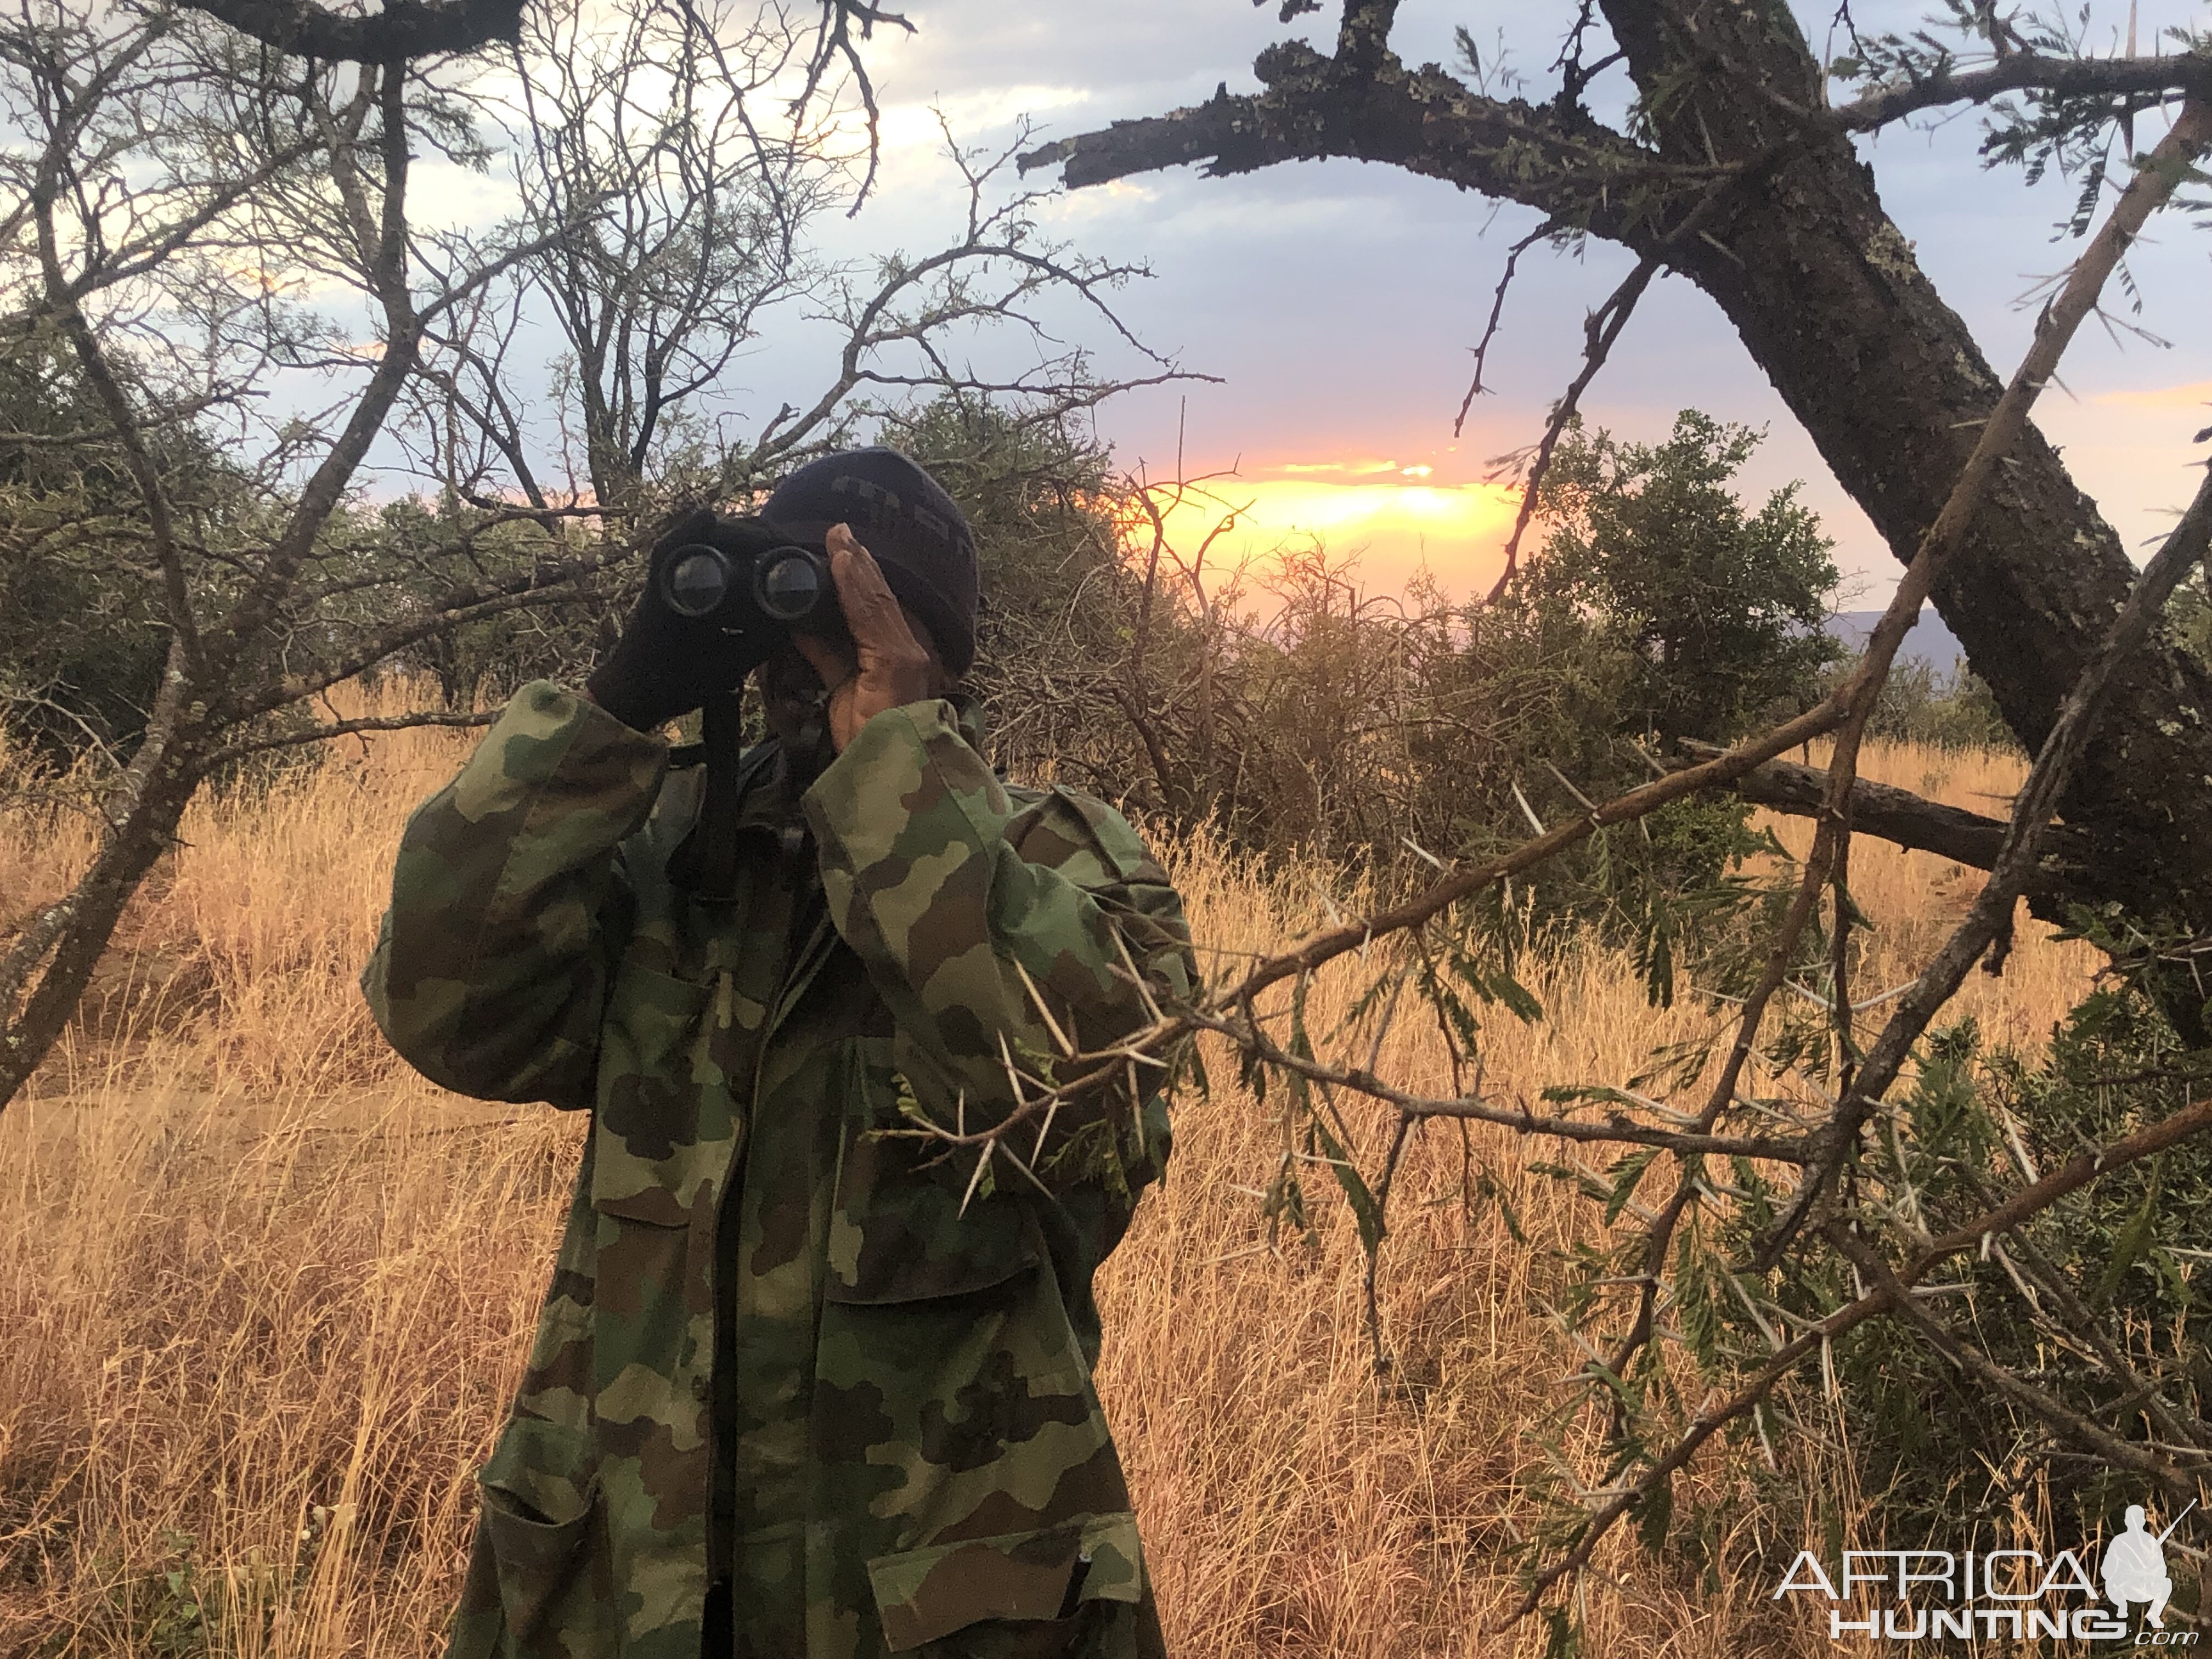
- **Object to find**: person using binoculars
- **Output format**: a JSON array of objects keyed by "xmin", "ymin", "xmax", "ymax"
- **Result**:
[{"xmin": 363, "ymin": 448, "xmax": 1193, "ymax": 1659}]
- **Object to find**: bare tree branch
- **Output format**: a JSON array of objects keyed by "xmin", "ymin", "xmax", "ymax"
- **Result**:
[
  {"xmin": 1453, "ymin": 219, "xmax": 1558, "ymax": 437},
  {"xmin": 191, "ymin": 708, "xmax": 498, "ymax": 773},
  {"xmin": 1017, "ymin": 50, "xmax": 1697, "ymax": 242},
  {"xmin": 168, "ymin": 0, "xmax": 524, "ymax": 63},
  {"xmin": 1670, "ymin": 737, "xmax": 2094, "ymax": 879},
  {"xmin": 1835, "ymin": 48, "xmax": 2212, "ymax": 133},
  {"xmin": 1482, "ymin": 252, "xmax": 1656, "ymax": 605}
]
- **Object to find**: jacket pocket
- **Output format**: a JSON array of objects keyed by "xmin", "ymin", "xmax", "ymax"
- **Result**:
[
  {"xmin": 823, "ymin": 1040, "xmax": 1043, "ymax": 1304},
  {"xmin": 474, "ymin": 1416, "xmax": 604, "ymax": 1650},
  {"xmin": 866, "ymin": 1511, "xmax": 1147, "ymax": 1654}
]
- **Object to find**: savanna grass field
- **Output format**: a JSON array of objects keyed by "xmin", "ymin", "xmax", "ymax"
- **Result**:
[{"xmin": 0, "ymin": 689, "xmax": 2100, "ymax": 1657}]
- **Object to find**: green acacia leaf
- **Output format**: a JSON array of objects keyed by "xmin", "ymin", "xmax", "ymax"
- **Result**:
[
  {"xmin": 1604, "ymin": 1147, "xmax": 1661, "ymax": 1224},
  {"xmin": 1311, "ymin": 1114, "xmax": 1385, "ymax": 1256},
  {"xmin": 2094, "ymin": 1189, "xmax": 2160, "ymax": 1306},
  {"xmin": 1489, "ymin": 967, "xmax": 1545, "ymax": 1024},
  {"xmin": 1635, "ymin": 1472, "xmax": 1673, "ymax": 1554}
]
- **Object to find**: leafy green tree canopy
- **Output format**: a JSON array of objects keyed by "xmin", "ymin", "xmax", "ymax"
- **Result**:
[{"xmin": 1523, "ymin": 410, "xmax": 1844, "ymax": 743}]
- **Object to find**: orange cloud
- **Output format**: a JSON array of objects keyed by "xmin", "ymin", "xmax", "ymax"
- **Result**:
[
  {"xmin": 1140, "ymin": 476, "xmax": 1522, "ymax": 603},
  {"xmin": 1269, "ymin": 458, "xmax": 1405, "ymax": 477},
  {"xmin": 2094, "ymin": 380, "xmax": 2212, "ymax": 410}
]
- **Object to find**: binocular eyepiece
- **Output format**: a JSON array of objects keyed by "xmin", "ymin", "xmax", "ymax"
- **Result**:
[{"xmin": 654, "ymin": 521, "xmax": 832, "ymax": 635}]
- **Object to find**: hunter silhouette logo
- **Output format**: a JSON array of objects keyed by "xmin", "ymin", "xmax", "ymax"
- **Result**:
[
  {"xmin": 1773, "ymin": 1499, "xmax": 2200, "ymax": 1644},
  {"xmin": 2104, "ymin": 1502, "xmax": 2193, "ymax": 1632}
]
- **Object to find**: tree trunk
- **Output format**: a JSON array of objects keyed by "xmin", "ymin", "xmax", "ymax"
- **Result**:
[
  {"xmin": 0, "ymin": 737, "xmax": 198, "ymax": 1105},
  {"xmin": 1605, "ymin": 0, "xmax": 2212, "ymax": 928}
]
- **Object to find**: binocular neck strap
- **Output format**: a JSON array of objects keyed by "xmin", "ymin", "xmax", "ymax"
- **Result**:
[{"xmin": 669, "ymin": 693, "xmax": 766, "ymax": 899}]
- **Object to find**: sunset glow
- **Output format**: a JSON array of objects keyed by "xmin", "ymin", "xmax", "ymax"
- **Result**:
[
  {"xmin": 1139, "ymin": 464, "xmax": 1523, "ymax": 603},
  {"xmin": 2094, "ymin": 379, "xmax": 2212, "ymax": 410}
]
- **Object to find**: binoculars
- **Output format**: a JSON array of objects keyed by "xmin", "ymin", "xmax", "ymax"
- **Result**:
[{"xmin": 654, "ymin": 517, "xmax": 832, "ymax": 637}]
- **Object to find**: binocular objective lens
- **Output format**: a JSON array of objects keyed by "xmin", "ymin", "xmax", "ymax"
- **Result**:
[
  {"xmin": 757, "ymin": 551, "xmax": 825, "ymax": 622},
  {"xmin": 664, "ymin": 548, "xmax": 730, "ymax": 618}
]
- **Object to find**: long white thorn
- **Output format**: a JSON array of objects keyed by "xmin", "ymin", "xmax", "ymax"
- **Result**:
[
  {"xmin": 958, "ymin": 1141, "xmax": 996, "ymax": 1217},
  {"xmin": 996, "ymin": 1139, "xmax": 1053, "ymax": 1201},
  {"xmin": 1511, "ymin": 778, "xmax": 1547, "ymax": 837},
  {"xmin": 1108, "ymin": 1044, "xmax": 1172, "ymax": 1070},
  {"xmin": 997, "ymin": 1029, "xmax": 1033, "ymax": 1108},
  {"xmin": 1010, "ymin": 956, "xmax": 1075, "ymax": 1057},
  {"xmin": 1031, "ymin": 1085, "xmax": 1065, "ymax": 1164},
  {"xmin": 1111, "ymin": 926, "xmax": 1165, "ymax": 1023}
]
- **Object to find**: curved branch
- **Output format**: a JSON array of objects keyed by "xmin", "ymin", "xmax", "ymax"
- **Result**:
[
  {"xmin": 1483, "ymin": 251, "xmax": 1657, "ymax": 605},
  {"xmin": 1835, "ymin": 49, "xmax": 2212, "ymax": 133},
  {"xmin": 1185, "ymin": 1008, "xmax": 1808, "ymax": 1161},
  {"xmin": 1018, "ymin": 48, "xmax": 1696, "ymax": 246},
  {"xmin": 794, "ymin": 1, "xmax": 915, "ymax": 207},
  {"xmin": 222, "ymin": 549, "xmax": 633, "ymax": 725},
  {"xmin": 171, "ymin": 0, "xmax": 524, "ymax": 61},
  {"xmin": 191, "ymin": 708, "xmax": 498, "ymax": 775},
  {"xmin": 1454, "ymin": 219, "xmax": 1560, "ymax": 436},
  {"xmin": 1669, "ymin": 737, "xmax": 2095, "ymax": 878}
]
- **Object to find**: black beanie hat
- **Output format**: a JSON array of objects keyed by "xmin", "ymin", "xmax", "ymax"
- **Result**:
[{"xmin": 764, "ymin": 447, "xmax": 978, "ymax": 676}]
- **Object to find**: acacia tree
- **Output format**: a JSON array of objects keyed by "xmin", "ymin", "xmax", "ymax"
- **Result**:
[
  {"xmin": 0, "ymin": 0, "xmax": 1172, "ymax": 1108},
  {"xmin": 1026, "ymin": 0, "xmax": 2212, "ymax": 933}
]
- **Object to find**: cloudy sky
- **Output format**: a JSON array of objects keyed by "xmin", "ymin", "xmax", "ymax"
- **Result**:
[{"xmin": 777, "ymin": 0, "xmax": 2212, "ymax": 608}]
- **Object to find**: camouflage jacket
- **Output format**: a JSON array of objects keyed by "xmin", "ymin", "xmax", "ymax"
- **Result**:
[{"xmin": 363, "ymin": 682, "xmax": 1192, "ymax": 1659}]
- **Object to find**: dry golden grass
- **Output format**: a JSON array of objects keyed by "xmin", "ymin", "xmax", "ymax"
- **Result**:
[{"xmin": 0, "ymin": 703, "xmax": 2099, "ymax": 1657}]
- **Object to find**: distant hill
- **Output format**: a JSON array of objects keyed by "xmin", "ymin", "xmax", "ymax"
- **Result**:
[{"xmin": 1827, "ymin": 608, "xmax": 1966, "ymax": 674}]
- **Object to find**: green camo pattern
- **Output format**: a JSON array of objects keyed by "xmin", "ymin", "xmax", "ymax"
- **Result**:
[{"xmin": 363, "ymin": 681, "xmax": 1192, "ymax": 1659}]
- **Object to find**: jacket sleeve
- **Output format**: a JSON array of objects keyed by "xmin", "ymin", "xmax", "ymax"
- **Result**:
[
  {"xmin": 361, "ymin": 679, "xmax": 670, "ymax": 1109},
  {"xmin": 802, "ymin": 697, "xmax": 1194, "ymax": 1208}
]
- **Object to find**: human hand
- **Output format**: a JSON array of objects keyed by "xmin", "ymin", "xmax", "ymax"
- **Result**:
[{"xmin": 791, "ymin": 523, "xmax": 938, "ymax": 753}]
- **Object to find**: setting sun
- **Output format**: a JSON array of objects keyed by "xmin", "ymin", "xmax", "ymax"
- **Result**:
[{"xmin": 1138, "ymin": 458, "xmax": 1523, "ymax": 603}]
